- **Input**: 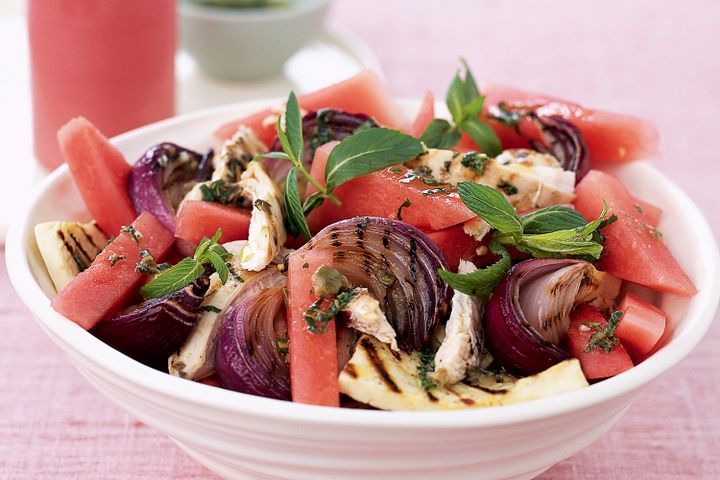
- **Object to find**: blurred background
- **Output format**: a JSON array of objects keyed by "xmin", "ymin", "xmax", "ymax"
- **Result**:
[{"xmin": 1, "ymin": 0, "xmax": 718, "ymax": 478}]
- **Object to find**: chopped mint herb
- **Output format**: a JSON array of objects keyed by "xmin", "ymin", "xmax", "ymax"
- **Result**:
[
  {"xmin": 497, "ymin": 180, "xmax": 518, "ymax": 196},
  {"xmin": 584, "ymin": 311, "xmax": 623, "ymax": 354},
  {"xmin": 200, "ymin": 305, "xmax": 222, "ymax": 313},
  {"xmin": 120, "ymin": 225, "xmax": 143, "ymax": 245},
  {"xmin": 303, "ymin": 289, "xmax": 357, "ymax": 334},
  {"xmin": 417, "ymin": 349, "xmax": 437, "ymax": 391},
  {"xmin": 199, "ymin": 179, "xmax": 246, "ymax": 207},
  {"xmin": 108, "ymin": 253, "xmax": 125, "ymax": 266},
  {"xmin": 461, "ymin": 152, "xmax": 489, "ymax": 175}
]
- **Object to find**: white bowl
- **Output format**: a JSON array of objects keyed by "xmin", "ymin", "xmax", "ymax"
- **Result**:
[
  {"xmin": 7, "ymin": 100, "xmax": 720, "ymax": 480},
  {"xmin": 179, "ymin": 0, "xmax": 330, "ymax": 79}
]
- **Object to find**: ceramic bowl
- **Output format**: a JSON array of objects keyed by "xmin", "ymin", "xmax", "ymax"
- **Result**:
[
  {"xmin": 7, "ymin": 99, "xmax": 720, "ymax": 480},
  {"xmin": 179, "ymin": 0, "xmax": 330, "ymax": 79}
]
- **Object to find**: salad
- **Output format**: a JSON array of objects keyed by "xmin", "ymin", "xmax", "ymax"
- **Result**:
[{"xmin": 36, "ymin": 63, "xmax": 697, "ymax": 410}]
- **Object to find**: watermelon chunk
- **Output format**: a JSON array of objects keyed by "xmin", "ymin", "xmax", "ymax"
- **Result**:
[
  {"xmin": 425, "ymin": 224, "xmax": 478, "ymax": 272},
  {"xmin": 471, "ymin": 84, "xmax": 661, "ymax": 164},
  {"xmin": 287, "ymin": 248, "xmax": 339, "ymax": 407},
  {"xmin": 58, "ymin": 117, "xmax": 136, "ymax": 236},
  {"xmin": 51, "ymin": 212, "xmax": 175, "ymax": 330},
  {"xmin": 305, "ymin": 142, "xmax": 474, "ymax": 233},
  {"xmin": 214, "ymin": 70, "xmax": 407, "ymax": 144},
  {"xmin": 567, "ymin": 304, "xmax": 634, "ymax": 380},
  {"xmin": 574, "ymin": 170, "xmax": 696, "ymax": 296},
  {"xmin": 175, "ymin": 200, "xmax": 251, "ymax": 246},
  {"xmin": 407, "ymin": 90, "xmax": 435, "ymax": 138}
]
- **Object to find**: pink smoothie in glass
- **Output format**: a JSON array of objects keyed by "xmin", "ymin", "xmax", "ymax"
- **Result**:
[{"xmin": 29, "ymin": 0, "xmax": 176, "ymax": 170}]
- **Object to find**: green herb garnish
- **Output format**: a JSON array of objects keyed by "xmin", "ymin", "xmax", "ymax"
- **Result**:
[
  {"xmin": 461, "ymin": 152, "xmax": 489, "ymax": 175},
  {"xmin": 490, "ymin": 102, "xmax": 523, "ymax": 128},
  {"xmin": 140, "ymin": 229, "xmax": 231, "ymax": 299},
  {"xmin": 456, "ymin": 182, "xmax": 609, "ymax": 260},
  {"xmin": 419, "ymin": 60, "xmax": 502, "ymax": 156},
  {"xmin": 108, "ymin": 253, "xmax": 125, "ymax": 266},
  {"xmin": 496, "ymin": 180, "xmax": 518, "ymax": 196},
  {"xmin": 303, "ymin": 289, "xmax": 357, "ymax": 334},
  {"xmin": 274, "ymin": 91, "xmax": 424, "ymax": 239},
  {"xmin": 584, "ymin": 311, "xmax": 623, "ymax": 353},
  {"xmin": 277, "ymin": 337, "xmax": 289, "ymax": 356},
  {"xmin": 417, "ymin": 349, "xmax": 437, "ymax": 391},
  {"xmin": 120, "ymin": 225, "xmax": 143, "ymax": 245},
  {"xmin": 200, "ymin": 305, "xmax": 222, "ymax": 313},
  {"xmin": 199, "ymin": 179, "xmax": 246, "ymax": 207},
  {"xmin": 437, "ymin": 240, "xmax": 511, "ymax": 296}
]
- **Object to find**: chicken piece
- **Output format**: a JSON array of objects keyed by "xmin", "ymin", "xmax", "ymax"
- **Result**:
[
  {"xmin": 408, "ymin": 148, "xmax": 575, "ymax": 211},
  {"xmin": 168, "ymin": 241, "xmax": 249, "ymax": 380},
  {"xmin": 432, "ymin": 260, "xmax": 485, "ymax": 386},
  {"xmin": 239, "ymin": 161, "xmax": 287, "ymax": 271},
  {"xmin": 343, "ymin": 288, "xmax": 398, "ymax": 351},
  {"xmin": 212, "ymin": 126, "xmax": 268, "ymax": 183}
]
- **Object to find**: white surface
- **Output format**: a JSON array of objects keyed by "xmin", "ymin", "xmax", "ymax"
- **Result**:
[
  {"xmin": 6, "ymin": 99, "xmax": 720, "ymax": 480},
  {"xmin": 0, "ymin": 16, "xmax": 381, "ymax": 242}
]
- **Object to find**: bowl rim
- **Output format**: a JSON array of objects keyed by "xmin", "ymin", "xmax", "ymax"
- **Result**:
[
  {"xmin": 179, "ymin": 0, "xmax": 329, "ymax": 22},
  {"xmin": 7, "ymin": 98, "xmax": 720, "ymax": 429}
]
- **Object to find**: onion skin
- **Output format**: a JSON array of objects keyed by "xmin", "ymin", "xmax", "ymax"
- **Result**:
[
  {"xmin": 485, "ymin": 258, "xmax": 595, "ymax": 375},
  {"xmin": 215, "ymin": 284, "xmax": 290, "ymax": 400},
  {"xmin": 127, "ymin": 143, "xmax": 204, "ymax": 232},
  {"xmin": 265, "ymin": 109, "xmax": 378, "ymax": 184},
  {"xmin": 529, "ymin": 112, "xmax": 591, "ymax": 182},
  {"xmin": 304, "ymin": 216, "xmax": 450, "ymax": 352},
  {"xmin": 91, "ymin": 274, "xmax": 210, "ymax": 369}
]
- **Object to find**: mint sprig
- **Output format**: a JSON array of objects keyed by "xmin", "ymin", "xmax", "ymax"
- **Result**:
[
  {"xmin": 140, "ymin": 229, "xmax": 231, "ymax": 299},
  {"xmin": 420, "ymin": 60, "xmax": 502, "ymax": 156},
  {"xmin": 437, "ymin": 240, "xmax": 511, "ymax": 296},
  {"xmin": 456, "ymin": 182, "xmax": 609, "ymax": 260},
  {"xmin": 275, "ymin": 91, "xmax": 424, "ymax": 240}
]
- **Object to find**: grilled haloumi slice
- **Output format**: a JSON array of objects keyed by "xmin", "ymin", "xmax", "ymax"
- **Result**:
[
  {"xmin": 408, "ymin": 148, "xmax": 575, "ymax": 211},
  {"xmin": 339, "ymin": 335, "xmax": 588, "ymax": 411},
  {"xmin": 34, "ymin": 221, "xmax": 107, "ymax": 293}
]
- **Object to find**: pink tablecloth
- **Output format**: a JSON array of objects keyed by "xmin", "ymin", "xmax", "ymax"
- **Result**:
[{"xmin": 2, "ymin": 0, "xmax": 719, "ymax": 478}]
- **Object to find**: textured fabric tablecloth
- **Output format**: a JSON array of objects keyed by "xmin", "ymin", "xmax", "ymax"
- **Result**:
[{"xmin": 2, "ymin": 0, "xmax": 719, "ymax": 478}]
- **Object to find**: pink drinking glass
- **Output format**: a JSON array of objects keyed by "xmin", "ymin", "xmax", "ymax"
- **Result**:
[{"xmin": 29, "ymin": 0, "xmax": 176, "ymax": 170}]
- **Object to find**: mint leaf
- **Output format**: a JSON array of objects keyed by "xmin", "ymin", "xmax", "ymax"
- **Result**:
[
  {"xmin": 262, "ymin": 152, "xmax": 290, "ymax": 161},
  {"xmin": 521, "ymin": 206, "xmax": 587, "ymax": 234},
  {"xmin": 515, "ymin": 236, "xmax": 603, "ymax": 259},
  {"xmin": 462, "ymin": 118, "xmax": 502, "ymax": 157},
  {"xmin": 302, "ymin": 191, "xmax": 325, "ymax": 217},
  {"xmin": 437, "ymin": 241, "xmax": 510, "ymax": 296},
  {"xmin": 513, "ymin": 202, "xmax": 608, "ymax": 259},
  {"xmin": 275, "ymin": 114, "xmax": 294, "ymax": 163},
  {"xmin": 140, "ymin": 257, "xmax": 204, "ymax": 299},
  {"xmin": 324, "ymin": 128, "xmax": 424, "ymax": 190},
  {"xmin": 446, "ymin": 72, "xmax": 468, "ymax": 125},
  {"xmin": 141, "ymin": 229, "xmax": 230, "ymax": 299},
  {"xmin": 419, "ymin": 119, "xmax": 461, "ymax": 149},
  {"xmin": 456, "ymin": 182, "xmax": 523, "ymax": 241},
  {"xmin": 285, "ymin": 91, "xmax": 304, "ymax": 164},
  {"xmin": 284, "ymin": 166, "xmax": 311, "ymax": 240},
  {"xmin": 206, "ymin": 251, "xmax": 229, "ymax": 284}
]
